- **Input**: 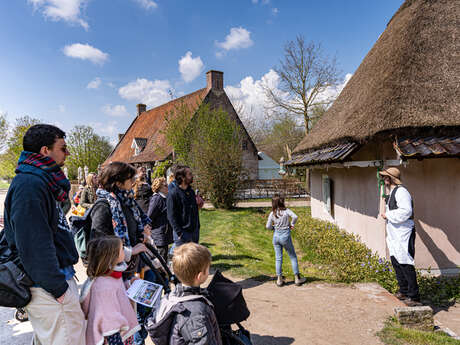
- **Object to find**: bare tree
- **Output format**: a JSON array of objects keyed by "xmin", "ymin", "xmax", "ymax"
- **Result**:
[{"xmin": 265, "ymin": 35, "xmax": 340, "ymax": 134}]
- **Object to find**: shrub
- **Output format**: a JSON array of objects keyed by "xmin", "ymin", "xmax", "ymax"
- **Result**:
[
  {"xmin": 293, "ymin": 210, "xmax": 460, "ymax": 305},
  {"xmin": 294, "ymin": 209, "xmax": 397, "ymax": 292}
]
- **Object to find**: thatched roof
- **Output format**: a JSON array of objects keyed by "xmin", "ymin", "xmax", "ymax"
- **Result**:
[{"xmin": 293, "ymin": 0, "xmax": 460, "ymax": 155}]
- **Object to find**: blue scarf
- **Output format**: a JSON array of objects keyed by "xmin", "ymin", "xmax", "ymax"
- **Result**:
[
  {"xmin": 16, "ymin": 151, "xmax": 70, "ymax": 202},
  {"xmin": 96, "ymin": 188, "xmax": 151, "ymax": 246}
]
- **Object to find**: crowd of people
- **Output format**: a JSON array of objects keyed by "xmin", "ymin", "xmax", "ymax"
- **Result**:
[
  {"xmin": 2, "ymin": 124, "xmax": 214, "ymax": 345},
  {"xmin": 1, "ymin": 123, "xmax": 420, "ymax": 345}
]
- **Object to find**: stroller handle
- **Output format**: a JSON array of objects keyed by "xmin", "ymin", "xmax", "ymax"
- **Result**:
[
  {"xmin": 139, "ymin": 252, "xmax": 171, "ymax": 294},
  {"xmin": 143, "ymin": 242, "xmax": 179, "ymax": 285}
]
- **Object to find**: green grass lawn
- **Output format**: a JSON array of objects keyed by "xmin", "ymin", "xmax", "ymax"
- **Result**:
[
  {"xmin": 199, "ymin": 206, "xmax": 322, "ymax": 282},
  {"xmin": 377, "ymin": 319, "xmax": 460, "ymax": 345},
  {"xmin": 0, "ymin": 181, "xmax": 10, "ymax": 189}
]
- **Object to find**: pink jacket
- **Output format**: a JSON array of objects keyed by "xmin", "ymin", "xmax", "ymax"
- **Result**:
[{"xmin": 80, "ymin": 276, "xmax": 140, "ymax": 345}]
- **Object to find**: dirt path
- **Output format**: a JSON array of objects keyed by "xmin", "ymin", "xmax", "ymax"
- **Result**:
[{"xmin": 228, "ymin": 278, "xmax": 404, "ymax": 345}]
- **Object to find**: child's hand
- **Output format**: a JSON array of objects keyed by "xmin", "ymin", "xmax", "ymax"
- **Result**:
[{"xmin": 130, "ymin": 276, "xmax": 139, "ymax": 284}]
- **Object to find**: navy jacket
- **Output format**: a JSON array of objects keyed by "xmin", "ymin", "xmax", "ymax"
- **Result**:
[
  {"xmin": 147, "ymin": 193, "xmax": 173, "ymax": 247},
  {"xmin": 3, "ymin": 172, "xmax": 79, "ymax": 298},
  {"xmin": 166, "ymin": 183, "xmax": 200, "ymax": 244}
]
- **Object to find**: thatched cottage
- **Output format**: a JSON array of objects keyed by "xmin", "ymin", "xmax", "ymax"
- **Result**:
[
  {"xmin": 105, "ymin": 70, "xmax": 259, "ymax": 179},
  {"xmin": 286, "ymin": 0, "xmax": 459, "ymax": 274}
]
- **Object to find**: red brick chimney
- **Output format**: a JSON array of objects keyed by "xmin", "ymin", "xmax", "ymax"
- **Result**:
[
  {"xmin": 206, "ymin": 70, "xmax": 223, "ymax": 91},
  {"xmin": 137, "ymin": 103, "xmax": 146, "ymax": 116}
]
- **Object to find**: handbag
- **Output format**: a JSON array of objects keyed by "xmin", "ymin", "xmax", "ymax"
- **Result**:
[{"xmin": 0, "ymin": 230, "xmax": 34, "ymax": 308}]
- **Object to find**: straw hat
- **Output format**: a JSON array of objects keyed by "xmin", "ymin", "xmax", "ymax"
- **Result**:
[{"xmin": 379, "ymin": 167, "xmax": 402, "ymax": 185}]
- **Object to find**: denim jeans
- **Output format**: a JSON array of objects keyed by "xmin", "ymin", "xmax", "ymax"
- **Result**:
[
  {"xmin": 273, "ymin": 229, "xmax": 299, "ymax": 276},
  {"xmin": 133, "ymin": 269, "xmax": 157, "ymax": 345}
]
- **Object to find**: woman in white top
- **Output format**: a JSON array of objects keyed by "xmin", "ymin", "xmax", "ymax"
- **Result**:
[{"xmin": 266, "ymin": 195, "xmax": 306, "ymax": 287}]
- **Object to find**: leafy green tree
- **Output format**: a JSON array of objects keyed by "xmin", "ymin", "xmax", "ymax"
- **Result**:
[
  {"xmin": 0, "ymin": 116, "xmax": 40, "ymax": 178},
  {"xmin": 259, "ymin": 114, "xmax": 305, "ymax": 162},
  {"xmin": 65, "ymin": 125, "xmax": 113, "ymax": 179},
  {"xmin": 164, "ymin": 103, "xmax": 243, "ymax": 209}
]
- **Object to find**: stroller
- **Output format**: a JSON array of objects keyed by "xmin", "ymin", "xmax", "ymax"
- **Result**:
[{"xmin": 140, "ymin": 242, "xmax": 253, "ymax": 345}]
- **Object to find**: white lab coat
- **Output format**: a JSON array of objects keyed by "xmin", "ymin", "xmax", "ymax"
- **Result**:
[{"xmin": 385, "ymin": 186, "xmax": 415, "ymax": 265}]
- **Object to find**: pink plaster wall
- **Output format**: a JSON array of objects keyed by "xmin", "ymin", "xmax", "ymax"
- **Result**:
[{"xmin": 310, "ymin": 158, "xmax": 460, "ymax": 270}]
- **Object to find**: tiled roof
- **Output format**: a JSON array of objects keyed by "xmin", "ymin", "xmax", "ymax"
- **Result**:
[
  {"xmin": 286, "ymin": 142, "xmax": 359, "ymax": 166},
  {"xmin": 106, "ymin": 88, "xmax": 208, "ymax": 164},
  {"xmin": 395, "ymin": 135, "xmax": 460, "ymax": 158}
]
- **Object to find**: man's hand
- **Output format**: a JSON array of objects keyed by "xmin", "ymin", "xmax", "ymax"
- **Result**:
[
  {"xmin": 56, "ymin": 290, "xmax": 66, "ymax": 304},
  {"xmin": 381, "ymin": 213, "xmax": 387, "ymax": 220}
]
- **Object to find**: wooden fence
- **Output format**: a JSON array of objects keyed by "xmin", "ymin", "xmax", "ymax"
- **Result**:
[{"xmin": 235, "ymin": 179, "xmax": 307, "ymax": 200}]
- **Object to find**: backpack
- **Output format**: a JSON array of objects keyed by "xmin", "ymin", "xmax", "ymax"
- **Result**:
[
  {"xmin": 69, "ymin": 198, "xmax": 108, "ymax": 260},
  {"xmin": 0, "ymin": 230, "xmax": 33, "ymax": 308},
  {"xmin": 146, "ymin": 294, "xmax": 210, "ymax": 345}
]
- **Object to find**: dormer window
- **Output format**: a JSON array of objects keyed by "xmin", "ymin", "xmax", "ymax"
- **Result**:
[{"xmin": 131, "ymin": 137, "xmax": 147, "ymax": 156}]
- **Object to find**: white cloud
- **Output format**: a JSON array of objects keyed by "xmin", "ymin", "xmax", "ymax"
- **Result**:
[
  {"xmin": 29, "ymin": 0, "xmax": 89, "ymax": 30},
  {"xmin": 272, "ymin": 7, "xmax": 279, "ymax": 15},
  {"xmin": 87, "ymin": 77, "xmax": 101, "ymax": 89},
  {"xmin": 216, "ymin": 27, "xmax": 253, "ymax": 52},
  {"xmin": 133, "ymin": 0, "xmax": 157, "ymax": 10},
  {"xmin": 101, "ymin": 104, "xmax": 130, "ymax": 117},
  {"xmin": 226, "ymin": 70, "xmax": 353, "ymax": 122},
  {"xmin": 107, "ymin": 82, "xmax": 116, "ymax": 88},
  {"xmin": 63, "ymin": 43, "xmax": 108, "ymax": 65},
  {"xmin": 225, "ymin": 69, "xmax": 281, "ymax": 121},
  {"xmin": 91, "ymin": 120, "xmax": 119, "ymax": 145},
  {"xmin": 118, "ymin": 78, "xmax": 171, "ymax": 107},
  {"xmin": 58, "ymin": 104, "xmax": 66, "ymax": 113},
  {"xmin": 178, "ymin": 51, "xmax": 204, "ymax": 83}
]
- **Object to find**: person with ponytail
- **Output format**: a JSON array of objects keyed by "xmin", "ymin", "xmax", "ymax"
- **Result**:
[{"xmin": 266, "ymin": 195, "xmax": 306, "ymax": 287}]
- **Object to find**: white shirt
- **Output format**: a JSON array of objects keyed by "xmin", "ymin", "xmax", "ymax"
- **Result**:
[
  {"xmin": 266, "ymin": 208, "xmax": 298, "ymax": 231},
  {"xmin": 385, "ymin": 186, "xmax": 415, "ymax": 265}
]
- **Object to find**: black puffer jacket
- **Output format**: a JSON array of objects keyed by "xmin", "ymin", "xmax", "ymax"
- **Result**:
[
  {"xmin": 147, "ymin": 193, "xmax": 173, "ymax": 247},
  {"xmin": 147, "ymin": 284, "xmax": 222, "ymax": 345}
]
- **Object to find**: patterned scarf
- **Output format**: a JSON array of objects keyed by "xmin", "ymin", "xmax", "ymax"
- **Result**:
[
  {"xmin": 16, "ymin": 151, "xmax": 70, "ymax": 202},
  {"xmin": 96, "ymin": 188, "xmax": 151, "ymax": 247}
]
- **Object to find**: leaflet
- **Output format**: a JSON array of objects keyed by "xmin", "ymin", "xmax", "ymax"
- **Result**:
[{"xmin": 126, "ymin": 279, "xmax": 163, "ymax": 308}]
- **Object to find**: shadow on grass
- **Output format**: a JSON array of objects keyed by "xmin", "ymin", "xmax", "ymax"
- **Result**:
[
  {"xmin": 211, "ymin": 263, "xmax": 243, "ymax": 272},
  {"xmin": 251, "ymin": 334, "xmax": 295, "ymax": 345},
  {"xmin": 212, "ymin": 254, "xmax": 260, "ymax": 261},
  {"xmin": 201, "ymin": 242, "xmax": 214, "ymax": 248}
]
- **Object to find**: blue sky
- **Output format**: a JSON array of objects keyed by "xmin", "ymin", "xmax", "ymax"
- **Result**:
[{"xmin": 0, "ymin": 0, "xmax": 404, "ymax": 143}]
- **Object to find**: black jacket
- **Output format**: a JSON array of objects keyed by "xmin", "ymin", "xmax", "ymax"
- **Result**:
[
  {"xmin": 147, "ymin": 193, "xmax": 173, "ymax": 247},
  {"xmin": 90, "ymin": 197, "xmax": 143, "ymax": 246},
  {"xmin": 166, "ymin": 183, "xmax": 200, "ymax": 244},
  {"xmin": 3, "ymin": 173, "xmax": 79, "ymax": 298},
  {"xmin": 135, "ymin": 182, "xmax": 153, "ymax": 214}
]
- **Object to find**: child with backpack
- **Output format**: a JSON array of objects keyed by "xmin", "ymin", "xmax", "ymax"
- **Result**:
[
  {"xmin": 266, "ymin": 195, "xmax": 307, "ymax": 287},
  {"xmin": 147, "ymin": 242, "xmax": 222, "ymax": 345},
  {"xmin": 80, "ymin": 236, "xmax": 140, "ymax": 345}
]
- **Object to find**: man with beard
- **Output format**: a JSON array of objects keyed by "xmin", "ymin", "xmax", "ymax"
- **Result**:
[
  {"xmin": 380, "ymin": 167, "xmax": 421, "ymax": 307},
  {"xmin": 167, "ymin": 165, "xmax": 200, "ymax": 246},
  {"xmin": 3, "ymin": 124, "xmax": 85, "ymax": 344}
]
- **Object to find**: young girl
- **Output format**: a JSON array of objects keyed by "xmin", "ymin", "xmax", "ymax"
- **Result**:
[
  {"xmin": 266, "ymin": 195, "xmax": 307, "ymax": 287},
  {"xmin": 80, "ymin": 236, "xmax": 140, "ymax": 345}
]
